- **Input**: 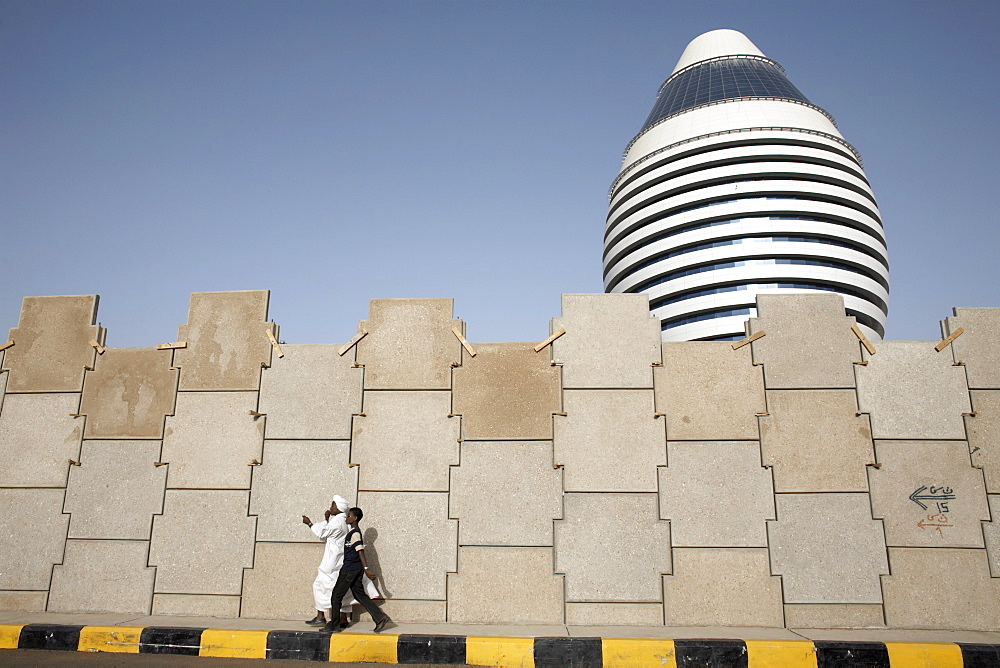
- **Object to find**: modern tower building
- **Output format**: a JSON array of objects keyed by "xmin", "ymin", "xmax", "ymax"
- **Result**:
[{"xmin": 603, "ymin": 29, "xmax": 889, "ymax": 342}]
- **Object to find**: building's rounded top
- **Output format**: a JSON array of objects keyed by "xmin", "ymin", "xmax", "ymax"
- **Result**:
[{"xmin": 672, "ymin": 29, "xmax": 765, "ymax": 74}]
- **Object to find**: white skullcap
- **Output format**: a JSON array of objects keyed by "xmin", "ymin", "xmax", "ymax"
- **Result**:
[{"xmin": 332, "ymin": 495, "xmax": 349, "ymax": 513}]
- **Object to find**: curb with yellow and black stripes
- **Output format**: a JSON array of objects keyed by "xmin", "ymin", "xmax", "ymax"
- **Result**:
[{"xmin": 2, "ymin": 623, "xmax": 999, "ymax": 665}]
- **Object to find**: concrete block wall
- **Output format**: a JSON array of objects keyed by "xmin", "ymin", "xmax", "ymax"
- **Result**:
[{"xmin": 0, "ymin": 291, "xmax": 998, "ymax": 631}]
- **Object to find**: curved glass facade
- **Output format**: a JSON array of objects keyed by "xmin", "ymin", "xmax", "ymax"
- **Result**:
[{"xmin": 642, "ymin": 58, "xmax": 811, "ymax": 132}]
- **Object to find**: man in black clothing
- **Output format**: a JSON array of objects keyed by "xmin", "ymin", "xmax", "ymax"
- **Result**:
[{"xmin": 324, "ymin": 507, "xmax": 392, "ymax": 634}]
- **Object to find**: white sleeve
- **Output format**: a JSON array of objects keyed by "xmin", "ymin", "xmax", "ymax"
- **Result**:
[{"xmin": 311, "ymin": 520, "xmax": 334, "ymax": 540}]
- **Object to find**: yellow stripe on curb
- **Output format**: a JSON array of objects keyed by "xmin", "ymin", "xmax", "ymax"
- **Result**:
[
  {"xmin": 745, "ymin": 639, "xmax": 817, "ymax": 667},
  {"xmin": 884, "ymin": 641, "xmax": 963, "ymax": 667},
  {"xmin": 0, "ymin": 624, "xmax": 25, "ymax": 650},
  {"xmin": 328, "ymin": 632, "xmax": 398, "ymax": 663},
  {"xmin": 199, "ymin": 628, "xmax": 268, "ymax": 659},
  {"xmin": 78, "ymin": 625, "xmax": 143, "ymax": 653},
  {"xmin": 602, "ymin": 637, "xmax": 677, "ymax": 667},
  {"xmin": 466, "ymin": 635, "xmax": 534, "ymax": 667}
]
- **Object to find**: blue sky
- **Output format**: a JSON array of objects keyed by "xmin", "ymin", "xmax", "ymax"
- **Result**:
[{"xmin": 2, "ymin": 1, "xmax": 998, "ymax": 346}]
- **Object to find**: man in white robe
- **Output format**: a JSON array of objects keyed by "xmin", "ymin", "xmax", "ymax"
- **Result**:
[{"xmin": 302, "ymin": 494, "xmax": 379, "ymax": 627}]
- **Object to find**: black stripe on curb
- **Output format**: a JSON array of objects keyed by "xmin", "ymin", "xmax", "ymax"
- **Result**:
[
  {"xmin": 266, "ymin": 630, "xmax": 330, "ymax": 661},
  {"xmin": 397, "ymin": 634, "xmax": 466, "ymax": 664},
  {"xmin": 18, "ymin": 624, "xmax": 82, "ymax": 651},
  {"xmin": 534, "ymin": 637, "xmax": 602, "ymax": 668},
  {"xmin": 959, "ymin": 642, "xmax": 1000, "ymax": 668},
  {"xmin": 675, "ymin": 639, "xmax": 748, "ymax": 668},
  {"xmin": 138, "ymin": 626, "xmax": 204, "ymax": 655},
  {"xmin": 815, "ymin": 640, "xmax": 890, "ymax": 667}
]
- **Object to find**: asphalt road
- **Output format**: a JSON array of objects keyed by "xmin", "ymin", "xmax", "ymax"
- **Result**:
[{"xmin": 0, "ymin": 649, "xmax": 468, "ymax": 667}]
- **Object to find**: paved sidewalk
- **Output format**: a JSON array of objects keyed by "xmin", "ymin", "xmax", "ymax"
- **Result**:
[{"xmin": 2, "ymin": 611, "xmax": 999, "ymax": 665}]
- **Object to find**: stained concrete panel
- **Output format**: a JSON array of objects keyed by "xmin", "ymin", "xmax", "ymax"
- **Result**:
[
  {"xmin": 945, "ymin": 307, "xmax": 1000, "ymax": 389},
  {"xmin": 352, "ymin": 391, "xmax": 458, "ymax": 491},
  {"xmin": 356, "ymin": 299, "xmax": 462, "ymax": 390},
  {"xmin": 768, "ymin": 494, "xmax": 889, "ymax": 603},
  {"xmin": 554, "ymin": 390, "xmax": 664, "ymax": 492},
  {"xmin": 242, "ymin": 542, "xmax": 322, "ymax": 620},
  {"xmin": 0, "ymin": 489, "xmax": 69, "ymax": 590},
  {"xmin": 985, "ymin": 495, "xmax": 1000, "ymax": 578},
  {"xmin": 355, "ymin": 492, "xmax": 456, "ymax": 600},
  {"xmin": 555, "ymin": 493, "xmax": 670, "ymax": 601},
  {"xmin": 747, "ymin": 293, "xmax": 861, "ymax": 389},
  {"xmin": 869, "ymin": 440, "xmax": 989, "ymax": 548},
  {"xmin": 447, "ymin": 547, "xmax": 564, "ymax": 624},
  {"xmin": 257, "ymin": 344, "xmax": 362, "ymax": 440},
  {"xmin": 49, "ymin": 540, "xmax": 155, "ymax": 613},
  {"xmin": 161, "ymin": 392, "xmax": 263, "ymax": 489},
  {"xmin": 174, "ymin": 291, "xmax": 273, "ymax": 391},
  {"xmin": 566, "ymin": 603, "xmax": 663, "ymax": 626},
  {"xmin": 659, "ymin": 441, "xmax": 774, "ymax": 547},
  {"xmin": 0, "ymin": 591, "xmax": 47, "ymax": 612},
  {"xmin": 784, "ymin": 604, "xmax": 885, "ymax": 629},
  {"xmin": 882, "ymin": 548, "xmax": 1000, "ymax": 631},
  {"xmin": 250, "ymin": 440, "xmax": 355, "ymax": 542},
  {"xmin": 550, "ymin": 294, "xmax": 661, "ymax": 389},
  {"xmin": 151, "ymin": 594, "xmax": 241, "ymax": 617},
  {"xmin": 760, "ymin": 390, "xmax": 874, "ymax": 493},
  {"xmin": 80, "ymin": 347, "xmax": 177, "ymax": 439},
  {"xmin": 664, "ymin": 549, "xmax": 783, "ymax": 627},
  {"xmin": 656, "ymin": 342, "xmax": 765, "ymax": 440},
  {"xmin": 452, "ymin": 342, "xmax": 561, "ymax": 440},
  {"xmin": 149, "ymin": 490, "xmax": 256, "ymax": 595},
  {"xmin": 969, "ymin": 391, "xmax": 1000, "ymax": 493},
  {"xmin": 449, "ymin": 441, "xmax": 562, "ymax": 546},
  {"xmin": 856, "ymin": 341, "xmax": 971, "ymax": 440},
  {"xmin": 0, "ymin": 393, "xmax": 82, "ymax": 487},
  {"xmin": 65, "ymin": 440, "xmax": 166, "ymax": 540},
  {"xmin": 4, "ymin": 295, "xmax": 100, "ymax": 393}
]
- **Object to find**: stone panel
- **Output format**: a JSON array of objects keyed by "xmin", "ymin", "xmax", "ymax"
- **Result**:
[
  {"xmin": 242, "ymin": 542, "xmax": 322, "ymax": 620},
  {"xmin": 151, "ymin": 594, "xmax": 241, "ymax": 617},
  {"xmin": 447, "ymin": 547, "xmax": 563, "ymax": 624},
  {"xmin": 250, "ymin": 440, "xmax": 355, "ymax": 542},
  {"xmin": 0, "ymin": 489, "xmax": 69, "ymax": 590},
  {"xmin": 748, "ymin": 293, "xmax": 861, "ymax": 389},
  {"xmin": 768, "ymin": 494, "xmax": 889, "ymax": 603},
  {"xmin": 354, "ymin": 599, "xmax": 445, "ymax": 623},
  {"xmin": 760, "ymin": 390, "xmax": 874, "ymax": 493},
  {"xmin": 4, "ymin": 295, "xmax": 100, "ymax": 393},
  {"xmin": 856, "ymin": 341, "xmax": 971, "ymax": 440},
  {"xmin": 945, "ymin": 307, "xmax": 1000, "ymax": 389},
  {"xmin": 986, "ymin": 495, "xmax": 1000, "ymax": 577},
  {"xmin": 173, "ymin": 290, "xmax": 273, "ymax": 391},
  {"xmin": 784, "ymin": 604, "xmax": 885, "ymax": 629},
  {"xmin": 882, "ymin": 548, "xmax": 1000, "ymax": 631},
  {"xmin": 452, "ymin": 342, "xmax": 560, "ymax": 440},
  {"xmin": 149, "ymin": 490, "xmax": 255, "ymax": 595},
  {"xmin": 65, "ymin": 440, "xmax": 166, "ymax": 539},
  {"xmin": 161, "ymin": 392, "xmax": 263, "ymax": 489},
  {"xmin": 565, "ymin": 603, "xmax": 663, "ymax": 626},
  {"xmin": 0, "ymin": 591, "xmax": 48, "ymax": 612},
  {"xmin": 80, "ymin": 347, "xmax": 177, "ymax": 439},
  {"xmin": 356, "ymin": 299, "xmax": 462, "ymax": 390},
  {"xmin": 969, "ymin": 391, "xmax": 1000, "ymax": 493},
  {"xmin": 258, "ymin": 344, "xmax": 362, "ymax": 440},
  {"xmin": 659, "ymin": 442, "xmax": 774, "ymax": 547},
  {"xmin": 869, "ymin": 440, "xmax": 989, "ymax": 548},
  {"xmin": 352, "ymin": 391, "xmax": 458, "ymax": 491},
  {"xmin": 550, "ymin": 294, "xmax": 661, "ymax": 389},
  {"xmin": 663, "ymin": 549, "xmax": 783, "ymax": 627},
  {"xmin": 49, "ymin": 540, "xmax": 155, "ymax": 613},
  {"xmin": 0, "ymin": 393, "xmax": 82, "ymax": 487},
  {"xmin": 449, "ymin": 441, "xmax": 562, "ymax": 546},
  {"xmin": 554, "ymin": 390, "xmax": 664, "ymax": 492},
  {"xmin": 656, "ymin": 342, "xmax": 764, "ymax": 440},
  {"xmin": 555, "ymin": 493, "xmax": 670, "ymax": 601},
  {"xmin": 355, "ymin": 492, "xmax": 456, "ymax": 600}
]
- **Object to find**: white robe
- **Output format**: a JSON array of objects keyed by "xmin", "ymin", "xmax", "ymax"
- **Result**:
[{"xmin": 311, "ymin": 515, "xmax": 379, "ymax": 612}]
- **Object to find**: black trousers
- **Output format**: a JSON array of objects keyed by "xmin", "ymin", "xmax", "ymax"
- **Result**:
[{"xmin": 330, "ymin": 567, "xmax": 386, "ymax": 622}]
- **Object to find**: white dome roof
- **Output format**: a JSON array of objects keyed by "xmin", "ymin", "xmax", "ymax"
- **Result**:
[{"xmin": 672, "ymin": 29, "xmax": 765, "ymax": 74}]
